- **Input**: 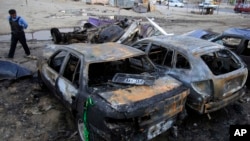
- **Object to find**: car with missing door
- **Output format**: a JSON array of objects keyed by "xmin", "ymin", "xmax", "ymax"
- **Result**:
[
  {"xmin": 132, "ymin": 35, "xmax": 248, "ymax": 114},
  {"xmin": 37, "ymin": 42, "xmax": 189, "ymax": 141}
]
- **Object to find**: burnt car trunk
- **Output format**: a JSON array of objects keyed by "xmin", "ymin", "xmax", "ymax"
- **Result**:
[{"xmin": 86, "ymin": 75, "xmax": 188, "ymax": 141}]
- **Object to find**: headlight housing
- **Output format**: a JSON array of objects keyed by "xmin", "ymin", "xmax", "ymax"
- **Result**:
[{"xmin": 191, "ymin": 80, "xmax": 213, "ymax": 101}]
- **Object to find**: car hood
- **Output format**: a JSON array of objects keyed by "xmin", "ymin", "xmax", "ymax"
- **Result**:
[{"xmin": 97, "ymin": 75, "xmax": 183, "ymax": 112}]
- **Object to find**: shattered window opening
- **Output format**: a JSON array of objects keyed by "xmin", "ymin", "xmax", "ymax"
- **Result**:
[
  {"xmin": 63, "ymin": 54, "xmax": 80, "ymax": 88},
  {"xmin": 87, "ymin": 56, "xmax": 154, "ymax": 89},
  {"xmin": 216, "ymin": 37, "xmax": 242, "ymax": 51},
  {"xmin": 49, "ymin": 51, "xmax": 67, "ymax": 73},
  {"xmin": 176, "ymin": 54, "xmax": 191, "ymax": 69},
  {"xmin": 147, "ymin": 44, "xmax": 174, "ymax": 67},
  {"xmin": 201, "ymin": 49, "xmax": 241, "ymax": 75},
  {"xmin": 240, "ymin": 40, "xmax": 250, "ymax": 56}
]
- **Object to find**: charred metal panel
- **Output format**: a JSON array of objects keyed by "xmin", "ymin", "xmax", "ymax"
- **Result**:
[
  {"xmin": 57, "ymin": 77, "xmax": 78, "ymax": 104},
  {"xmin": 204, "ymin": 87, "xmax": 246, "ymax": 113},
  {"xmin": 0, "ymin": 60, "xmax": 32, "ymax": 80},
  {"xmin": 42, "ymin": 65, "xmax": 58, "ymax": 87},
  {"xmin": 99, "ymin": 75, "xmax": 181, "ymax": 106},
  {"xmin": 63, "ymin": 42, "xmax": 145, "ymax": 63}
]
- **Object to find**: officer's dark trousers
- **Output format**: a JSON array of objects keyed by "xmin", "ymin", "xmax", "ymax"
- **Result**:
[{"xmin": 8, "ymin": 31, "xmax": 30, "ymax": 58}]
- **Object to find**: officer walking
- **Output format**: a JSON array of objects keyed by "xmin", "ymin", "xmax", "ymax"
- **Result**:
[{"xmin": 7, "ymin": 9, "xmax": 32, "ymax": 59}]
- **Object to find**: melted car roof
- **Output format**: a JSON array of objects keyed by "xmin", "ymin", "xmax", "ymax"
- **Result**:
[
  {"xmin": 59, "ymin": 42, "xmax": 145, "ymax": 63},
  {"xmin": 142, "ymin": 35, "xmax": 224, "ymax": 54}
]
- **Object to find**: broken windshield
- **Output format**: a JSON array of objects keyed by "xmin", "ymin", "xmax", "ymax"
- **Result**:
[
  {"xmin": 87, "ymin": 55, "xmax": 155, "ymax": 90},
  {"xmin": 201, "ymin": 49, "xmax": 241, "ymax": 75}
]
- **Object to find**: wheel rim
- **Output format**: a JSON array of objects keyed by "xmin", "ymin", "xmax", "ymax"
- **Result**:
[
  {"xmin": 52, "ymin": 32, "xmax": 58, "ymax": 43},
  {"xmin": 77, "ymin": 119, "xmax": 86, "ymax": 141}
]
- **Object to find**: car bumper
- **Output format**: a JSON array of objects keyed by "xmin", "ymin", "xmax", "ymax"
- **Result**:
[{"xmin": 204, "ymin": 86, "xmax": 246, "ymax": 113}]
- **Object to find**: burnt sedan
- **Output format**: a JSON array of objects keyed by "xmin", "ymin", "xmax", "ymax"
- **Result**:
[
  {"xmin": 132, "ymin": 35, "xmax": 248, "ymax": 114},
  {"xmin": 37, "ymin": 42, "xmax": 189, "ymax": 141},
  {"xmin": 184, "ymin": 28, "xmax": 250, "ymax": 85}
]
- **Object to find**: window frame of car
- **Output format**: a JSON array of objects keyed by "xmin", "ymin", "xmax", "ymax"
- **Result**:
[
  {"xmin": 48, "ymin": 49, "xmax": 84, "ymax": 89},
  {"xmin": 212, "ymin": 35, "xmax": 250, "ymax": 56},
  {"xmin": 132, "ymin": 41, "xmax": 191, "ymax": 70},
  {"xmin": 62, "ymin": 53, "xmax": 81, "ymax": 88}
]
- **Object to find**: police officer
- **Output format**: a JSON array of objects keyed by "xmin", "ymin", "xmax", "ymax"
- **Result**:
[{"xmin": 7, "ymin": 9, "xmax": 31, "ymax": 58}]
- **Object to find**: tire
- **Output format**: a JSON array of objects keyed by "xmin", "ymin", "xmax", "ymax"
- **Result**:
[
  {"xmin": 75, "ymin": 113, "xmax": 103, "ymax": 141},
  {"xmin": 37, "ymin": 70, "xmax": 47, "ymax": 90},
  {"xmin": 75, "ymin": 96, "xmax": 103, "ymax": 141},
  {"xmin": 76, "ymin": 116, "xmax": 87, "ymax": 141},
  {"xmin": 50, "ymin": 28, "xmax": 62, "ymax": 44}
]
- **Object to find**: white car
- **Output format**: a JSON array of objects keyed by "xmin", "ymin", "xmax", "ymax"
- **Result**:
[
  {"xmin": 166, "ymin": 0, "xmax": 184, "ymax": 7},
  {"xmin": 198, "ymin": 2, "xmax": 218, "ymax": 9}
]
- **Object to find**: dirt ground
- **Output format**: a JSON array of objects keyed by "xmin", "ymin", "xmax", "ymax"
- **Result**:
[{"xmin": 0, "ymin": 0, "xmax": 250, "ymax": 141}]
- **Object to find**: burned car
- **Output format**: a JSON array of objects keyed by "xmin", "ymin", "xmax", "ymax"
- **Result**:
[
  {"xmin": 132, "ymin": 35, "xmax": 248, "ymax": 114},
  {"xmin": 50, "ymin": 16, "xmax": 163, "ymax": 45},
  {"xmin": 37, "ymin": 42, "xmax": 189, "ymax": 140},
  {"xmin": 184, "ymin": 28, "xmax": 250, "ymax": 84}
]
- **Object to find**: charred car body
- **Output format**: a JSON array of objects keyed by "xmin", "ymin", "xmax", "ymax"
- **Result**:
[
  {"xmin": 37, "ymin": 42, "xmax": 189, "ymax": 140},
  {"xmin": 184, "ymin": 28, "xmax": 250, "ymax": 84},
  {"xmin": 132, "ymin": 35, "xmax": 248, "ymax": 114}
]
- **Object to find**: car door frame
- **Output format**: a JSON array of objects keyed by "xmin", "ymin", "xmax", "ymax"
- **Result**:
[
  {"xmin": 54, "ymin": 51, "xmax": 84, "ymax": 109},
  {"xmin": 41, "ymin": 50, "xmax": 69, "ymax": 97}
]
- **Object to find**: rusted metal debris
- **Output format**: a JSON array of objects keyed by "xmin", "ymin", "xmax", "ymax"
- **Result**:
[{"xmin": 0, "ymin": 60, "xmax": 32, "ymax": 80}]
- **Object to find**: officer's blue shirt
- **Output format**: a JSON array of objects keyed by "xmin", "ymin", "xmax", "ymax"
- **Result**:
[{"xmin": 8, "ymin": 15, "xmax": 28, "ymax": 29}]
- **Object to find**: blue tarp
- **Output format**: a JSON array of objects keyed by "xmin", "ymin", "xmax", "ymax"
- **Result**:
[{"xmin": 0, "ymin": 60, "xmax": 32, "ymax": 80}]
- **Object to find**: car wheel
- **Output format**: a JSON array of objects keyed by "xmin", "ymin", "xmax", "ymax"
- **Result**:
[
  {"xmin": 76, "ymin": 117, "xmax": 87, "ymax": 141},
  {"xmin": 50, "ymin": 28, "xmax": 62, "ymax": 44},
  {"xmin": 75, "ymin": 96, "xmax": 102, "ymax": 141},
  {"xmin": 76, "ymin": 114, "xmax": 103, "ymax": 141},
  {"xmin": 37, "ymin": 70, "xmax": 47, "ymax": 89}
]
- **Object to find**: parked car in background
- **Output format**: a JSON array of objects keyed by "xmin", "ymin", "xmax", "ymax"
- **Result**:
[
  {"xmin": 234, "ymin": 3, "xmax": 250, "ymax": 13},
  {"xmin": 198, "ymin": 2, "xmax": 218, "ymax": 10},
  {"xmin": 184, "ymin": 28, "xmax": 250, "ymax": 85},
  {"xmin": 166, "ymin": 0, "xmax": 184, "ymax": 8},
  {"xmin": 37, "ymin": 42, "xmax": 189, "ymax": 141},
  {"xmin": 132, "ymin": 35, "xmax": 248, "ymax": 114}
]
